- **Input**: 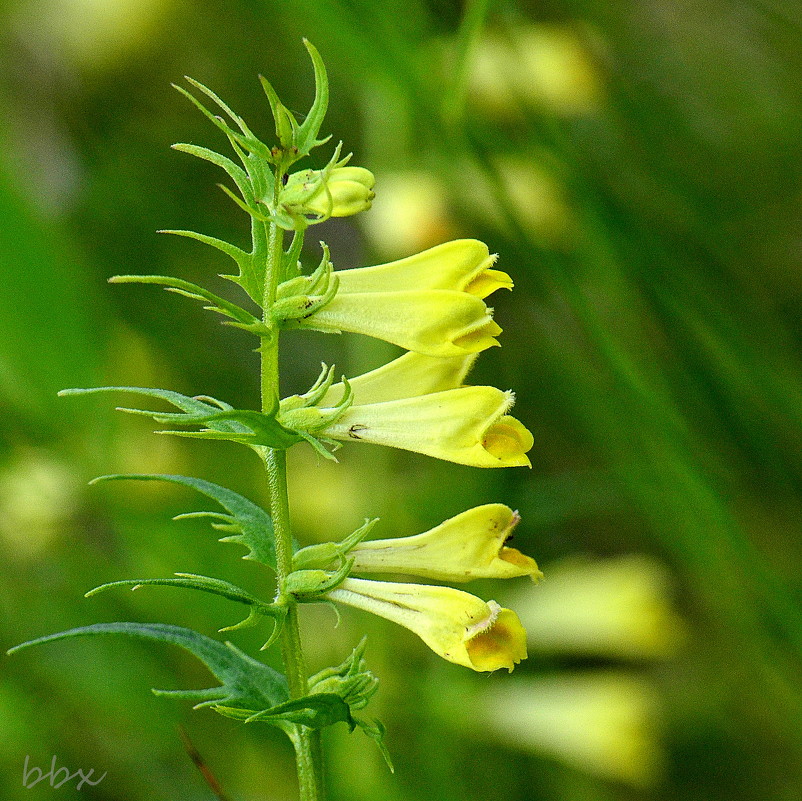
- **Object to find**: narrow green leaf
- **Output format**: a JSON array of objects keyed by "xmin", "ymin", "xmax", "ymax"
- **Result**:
[
  {"xmin": 158, "ymin": 227, "xmax": 251, "ymax": 267},
  {"xmin": 86, "ymin": 573, "xmax": 266, "ymax": 606},
  {"xmin": 245, "ymin": 693, "xmax": 351, "ymax": 728},
  {"xmin": 170, "ymin": 143, "xmax": 250, "ymax": 198},
  {"xmin": 173, "ymin": 84, "xmax": 272, "ymax": 162},
  {"xmin": 91, "ymin": 474, "xmax": 277, "ymax": 568},
  {"xmin": 7, "ymin": 623, "xmax": 289, "ymax": 712},
  {"xmin": 183, "ymin": 77, "xmax": 255, "ymax": 139},
  {"xmin": 297, "ymin": 39, "xmax": 332, "ymax": 155},
  {"xmin": 86, "ymin": 573, "xmax": 280, "ymax": 633},
  {"xmin": 109, "ymin": 275, "xmax": 266, "ymax": 330}
]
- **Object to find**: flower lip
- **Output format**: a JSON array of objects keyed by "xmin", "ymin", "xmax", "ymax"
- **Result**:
[
  {"xmin": 465, "ymin": 602, "xmax": 528, "ymax": 672},
  {"xmin": 482, "ymin": 415, "xmax": 533, "ymax": 466}
]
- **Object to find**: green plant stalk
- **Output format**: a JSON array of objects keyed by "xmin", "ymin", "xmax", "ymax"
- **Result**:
[{"xmin": 261, "ymin": 212, "xmax": 324, "ymax": 800}]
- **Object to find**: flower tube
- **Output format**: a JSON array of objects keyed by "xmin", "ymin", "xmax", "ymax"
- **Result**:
[
  {"xmin": 348, "ymin": 504, "xmax": 542, "ymax": 582},
  {"xmin": 333, "ymin": 240, "xmax": 512, "ymax": 298},
  {"xmin": 327, "ymin": 577, "xmax": 527, "ymax": 672},
  {"xmin": 320, "ymin": 351, "xmax": 478, "ymax": 406}
]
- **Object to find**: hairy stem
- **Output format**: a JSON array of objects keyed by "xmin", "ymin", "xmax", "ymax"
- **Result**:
[{"xmin": 261, "ymin": 216, "xmax": 325, "ymax": 801}]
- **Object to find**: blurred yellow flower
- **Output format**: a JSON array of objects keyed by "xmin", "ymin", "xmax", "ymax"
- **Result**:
[
  {"xmin": 479, "ymin": 672, "xmax": 663, "ymax": 787},
  {"xmin": 468, "ymin": 24, "xmax": 603, "ymax": 117},
  {"xmin": 349, "ymin": 504, "xmax": 542, "ymax": 582},
  {"xmin": 513, "ymin": 555, "xmax": 686, "ymax": 660},
  {"xmin": 328, "ymin": 578, "xmax": 527, "ymax": 672},
  {"xmin": 362, "ymin": 170, "xmax": 455, "ymax": 257}
]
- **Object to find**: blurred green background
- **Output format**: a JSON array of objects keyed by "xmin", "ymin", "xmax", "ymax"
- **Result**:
[{"xmin": 2, "ymin": 0, "xmax": 802, "ymax": 799}]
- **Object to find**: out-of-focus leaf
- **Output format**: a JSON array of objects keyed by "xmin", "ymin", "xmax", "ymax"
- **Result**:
[
  {"xmin": 7, "ymin": 623, "xmax": 289, "ymax": 712},
  {"xmin": 59, "ymin": 385, "xmax": 301, "ymax": 448}
]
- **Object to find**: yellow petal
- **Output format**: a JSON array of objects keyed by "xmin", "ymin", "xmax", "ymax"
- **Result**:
[
  {"xmin": 322, "ymin": 386, "xmax": 532, "ymax": 467},
  {"xmin": 320, "ymin": 351, "xmax": 478, "ymax": 407},
  {"xmin": 465, "ymin": 607, "xmax": 528, "ymax": 671},
  {"xmin": 309, "ymin": 289, "xmax": 501, "ymax": 357},
  {"xmin": 350, "ymin": 504, "xmax": 542, "ymax": 582},
  {"xmin": 465, "ymin": 267, "xmax": 514, "ymax": 298},
  {"xmin": 328, "ymin": 578, "xmax": 527, "ymax": 672},
  {"xmin": 334, "ymin": 239, "xmax": 510, "ymax": 299}
]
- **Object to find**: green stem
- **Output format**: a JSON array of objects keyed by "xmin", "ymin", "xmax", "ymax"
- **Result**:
[{"xmin": 261, "ymin": 218, "xmax": 325, "ymax": 801}]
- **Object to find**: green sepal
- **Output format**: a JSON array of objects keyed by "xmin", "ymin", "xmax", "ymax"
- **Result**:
[
  {"xmin": 60, "ymin": 386, "xmax": 300, "ymax": 450},
  {"xmin": 293, "ymin": 518, "xmax": 378, "ymax": 570},
  {"xmin": 7, "ymin": 623, "xmax": 290, "ymax": 713},
  {"xmin": 109, "ymin": 275, "xmax": 272, "ymax": 337},
  {"xmin": 284, "ymin": 559, "xmax": 354, "ymax": 600},
  {"xmin": 273, "ymin": 243, "xmax": 339, "ymax": 324},
  {"xmin": 90, "ymin": 473, "xmax": 277, "ymax": 568},
  {"xmin": 85, "ymin": 573, "xmax": 281, "ymax": 634},
  {"xmin": 306, "ymin": 639, "xmax": 393, "ymax": 770},
  {"xmin": 219, "ymin": 692, "xmax": 351, "ymax": 729},
  {"xmin": 282, "ymin": 229, "xmax": 305, "ymax": 281}
]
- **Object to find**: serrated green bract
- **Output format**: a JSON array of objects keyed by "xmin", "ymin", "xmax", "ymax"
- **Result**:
[
  {"xmin": 7, "ymin": 623, "xmax": 290, "ymax": 712},
  {"xmin": 59, "ymin": 386, "xmax": 300, "ymax": 450},
  {"xmin": 91, "ymin": 474, "xmax": 276, "ymax": 569},
  {"xmin": 109, "ymin": 275, "xmax": 272, "ymax": 338}
]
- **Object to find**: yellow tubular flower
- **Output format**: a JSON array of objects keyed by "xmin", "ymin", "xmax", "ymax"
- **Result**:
[
  {"xmin": 301, "ymin": 240, "xmax": 510, "ymax": 356},
  {"xmin": 307, "ymin": 289, "xmax": 501, "ymax": 357},
  {"xmin": 320, "ymin": 386, "xmax": 533, "ymax": 468},
  {"xmin": 349, "ymin": 504, "xmax": 542, "ymax": 582},
  {"xmin": 327, "ymin": 577, "xmax": 527, "ymax": 672}
]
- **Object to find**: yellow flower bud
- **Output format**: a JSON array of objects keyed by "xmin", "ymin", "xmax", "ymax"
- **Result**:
[
  {"xmin": 349, "ymin": 504, "xmax": 542, "ymax": 582},
  {"xmin": 328, "ymin": 578, "xmax": 527, "ymax": 672},
  {"xmin": 283, "ymin": 166, "xmax": 375, "ymax": 219}
]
